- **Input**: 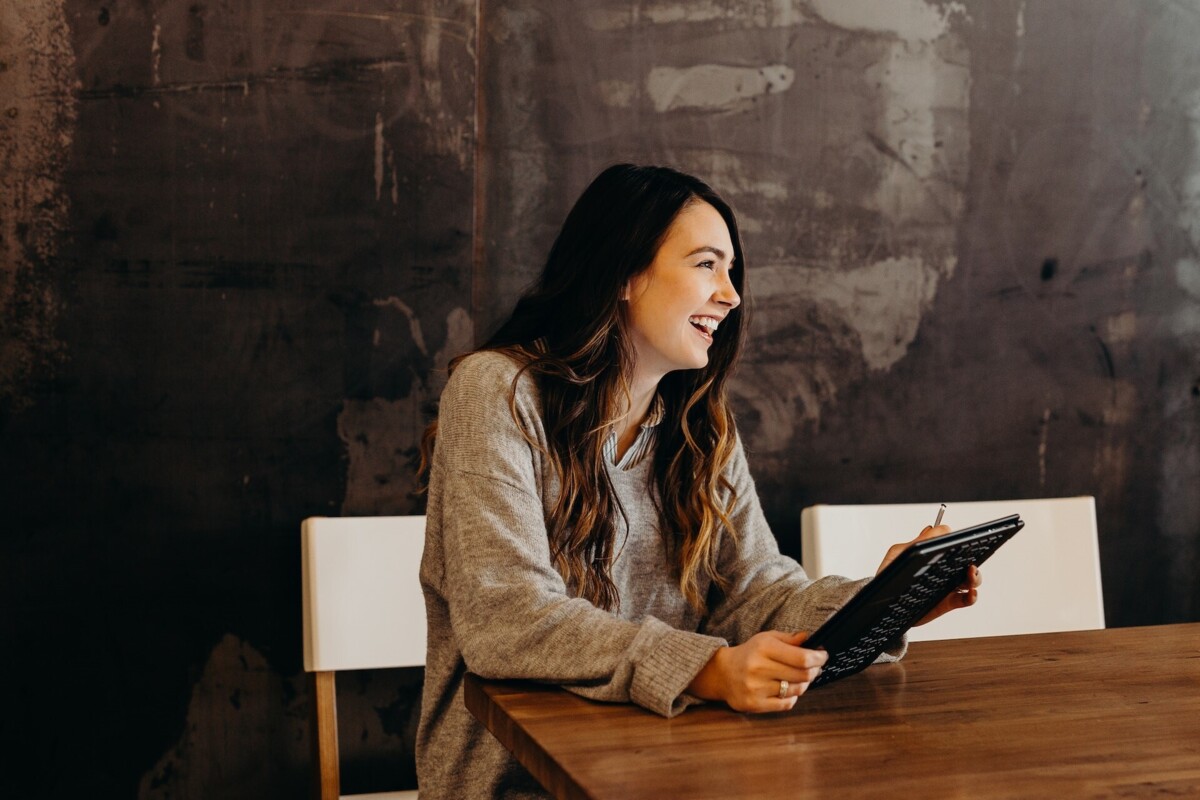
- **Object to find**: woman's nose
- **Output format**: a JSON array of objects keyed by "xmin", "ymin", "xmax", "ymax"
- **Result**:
[{"xmin": 715, "ymin": 269, "xmax": 740, "ymax": 308}]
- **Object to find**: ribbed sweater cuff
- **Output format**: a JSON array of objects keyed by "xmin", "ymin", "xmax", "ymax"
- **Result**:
[
  {"xmin": 876, "ymin": 634, "xmax": 908, "ymax": 662},
  {"xmin": 630, "ymin": 620, "xmax": 726, "ymax": 718}
]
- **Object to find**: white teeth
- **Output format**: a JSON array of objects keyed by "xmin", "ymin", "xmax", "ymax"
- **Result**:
[{"xmin": 689, "ymin": 316, "xmax": 719, "ymax": 332}]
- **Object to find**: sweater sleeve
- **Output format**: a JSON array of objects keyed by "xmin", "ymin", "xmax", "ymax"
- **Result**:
[
  {"xmin": 699, "ymin": 433, "xmax": 906, "ymax": 663},
  {"xmin": 427, "ymin": 353, "xmax": 725, "ymax": 717}
]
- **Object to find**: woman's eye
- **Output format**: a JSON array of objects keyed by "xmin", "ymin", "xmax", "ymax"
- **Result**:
[{"xmin": 697, "ymin": 260, "xmax": 715, "ymax": 270}]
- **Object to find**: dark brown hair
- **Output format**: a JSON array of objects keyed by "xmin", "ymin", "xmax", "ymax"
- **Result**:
[{"xmin": 422, "ymin": 164, "xmax": 749, "ymax": 611}]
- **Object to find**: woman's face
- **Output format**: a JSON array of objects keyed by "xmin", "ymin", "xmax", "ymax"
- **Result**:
[{"xmin": 625, "ymin": 201, "xmax": 740, "ymax": 382}]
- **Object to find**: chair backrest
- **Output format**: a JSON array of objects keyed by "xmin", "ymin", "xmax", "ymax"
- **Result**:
[
  {"xmin": 800, "ymin": 497, "xmax": 1104, "ymax": 642},
  {"xmin": 302, "ymin": 515, "xmax": 426, "ymax": 800},
  {"xmin": 302, "ymin": 515, "xmax": 428, "ymax": 672}
]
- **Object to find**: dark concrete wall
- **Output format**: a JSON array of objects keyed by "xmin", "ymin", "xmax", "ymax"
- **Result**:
[{"xmin": 2, "ymin": 1, "xmax": 1197, "ymax": 797}]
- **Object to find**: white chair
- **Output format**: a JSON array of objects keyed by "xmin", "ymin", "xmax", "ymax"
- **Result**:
[
  {"xmin": 302, "ymin": 515, "xmax": 427, "ymax": 800},
  {"xmin": 800, "ymin": 497, "xmax": 1104, "ymax": 641}
]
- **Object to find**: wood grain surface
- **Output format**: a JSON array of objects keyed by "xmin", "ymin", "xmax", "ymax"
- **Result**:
[{"xmin": 464, "ymin": 624, "xmax": 1200, "ymax": 799}]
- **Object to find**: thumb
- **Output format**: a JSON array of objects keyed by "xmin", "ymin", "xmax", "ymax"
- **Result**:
[
  {"xmin": 910, "ymin": 524, "xmax": 934, "ymax": 543},
  {"xmin": 914, "ymin": 524, "xmax": 951, "ymax": 543}
]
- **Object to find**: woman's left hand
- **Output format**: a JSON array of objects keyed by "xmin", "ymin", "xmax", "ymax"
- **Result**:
[{"xmin": 875, "ymin": 525, "xmax": 983, "ymax": 627}]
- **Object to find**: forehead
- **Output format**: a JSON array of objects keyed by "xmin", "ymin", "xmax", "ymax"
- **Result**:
[{"xmin": 660, "ymin": 201, "xmax": 733, "ymax": 254}]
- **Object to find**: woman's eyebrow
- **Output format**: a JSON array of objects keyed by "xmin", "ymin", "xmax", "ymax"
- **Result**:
[{"xmin": 684, "ymin": 246, "xmax": 728, "ymax": 260}]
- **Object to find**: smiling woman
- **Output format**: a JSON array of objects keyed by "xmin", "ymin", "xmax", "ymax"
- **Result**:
[
  {"xmin": 625, "ymin": 201, "xmax": 741, "ymax": 378},
  {"xmin": 412, "ymin": 164, "xmax": 979, "ymax": 800}
]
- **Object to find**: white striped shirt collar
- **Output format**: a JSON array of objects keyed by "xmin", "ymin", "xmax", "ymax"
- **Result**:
[{"xmin": 602, "ymin": 393, "xmax": 665, "ymax": 470}]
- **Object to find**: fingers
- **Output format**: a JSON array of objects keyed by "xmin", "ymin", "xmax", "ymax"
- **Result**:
[
  {"xmin": 959, "ymin": 565, "xmax": 981, "ymax": 602},
  {"xmin": 721, "ymin": 631, "xmax": 828, "ymax": 713},
  {"xmin": 954, "ymin": 565, "xmax": 983, "ymax": 593},
  {"xmin": 763, "ymin": 640, "xmax": 826, "ymax": 680},
  {"xmin": 913, "ymin": 523, "xmax": 951, "ymax": 543},
  {"xmin": 915, "ymin": 566, "xmax": 983, "ymax": 625},
  {"xmin": 878, "ymin": 525, "xmax": 951, "ymax": 575},
  {"xmin": 764, "ymin": 631, "xmax": 828, "ymax": 663},
  {"xmin": 775, "ymin": 672, "xmax": 818, "ymax": 697},
  {"xmin": 752, "ymin": 634, "xmax": 827, "ymax": 686},
  {"xmin": 726, "ymin": 683, "xmax": 802, "ymax": 713},
  {"xmin": 766, "ymin": 695, "xmax": 799, "ymax": 713},
  {"xmin": 735, "ymin": 678, "xmax": 807, "ymax": 713},
  {"xmin": 763, "ymin": 633, "xmax": 825, "ymax": 697},
  {"xmin": 944, "ymin": 587, "xmax": 978, "ymax": 612},
  {"xmin": 773, "ymin": 664, "xmax": 824, "ymax": 689}
]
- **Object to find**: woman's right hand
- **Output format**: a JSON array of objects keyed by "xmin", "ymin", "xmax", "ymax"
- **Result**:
[{"xmin": 686, "ymin": 630, "xmax": 827, "ymax": 713}]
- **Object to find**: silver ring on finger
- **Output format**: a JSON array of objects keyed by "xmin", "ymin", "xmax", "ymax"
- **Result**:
[{"xmin": 778, "ymin": 679, "xmax": 789, "ymax": 699}]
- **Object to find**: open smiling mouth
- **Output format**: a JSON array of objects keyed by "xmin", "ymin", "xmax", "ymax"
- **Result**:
[{"xmin": 689, "ymin": 316, "xmax": 717, "ymax": 343}]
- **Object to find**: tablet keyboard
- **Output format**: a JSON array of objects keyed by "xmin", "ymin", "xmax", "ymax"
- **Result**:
[{"xmin": 809, "ymin": 524, "xmax": 1018, "ymax": 688}]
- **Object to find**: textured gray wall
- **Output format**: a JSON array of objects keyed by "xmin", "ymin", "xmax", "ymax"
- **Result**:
[{"xmin": 2, "ymin": 1, "xmax": 1198, "ymax": 797}]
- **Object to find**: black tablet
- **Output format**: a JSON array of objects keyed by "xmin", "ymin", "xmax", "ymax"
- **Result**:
[{"xmin": 805, "ymin": 514, "xmax": 1024, "ymax": 688}]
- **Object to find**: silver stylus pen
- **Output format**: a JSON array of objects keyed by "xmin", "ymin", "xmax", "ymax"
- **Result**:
[{"xmin": 933, "ymin": 503, "xmax": 946, "ymax": 527}]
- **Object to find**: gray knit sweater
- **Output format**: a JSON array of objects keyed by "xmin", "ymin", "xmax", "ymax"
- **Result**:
[{"xmin": 415, "ymin": 351, "xmax": 904, "ymax": 799}]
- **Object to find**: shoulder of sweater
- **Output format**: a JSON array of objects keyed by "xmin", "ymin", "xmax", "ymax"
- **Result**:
[
  {"xmin": 724, "ymin": 425, "xmax": 755, "ymax": 481},
  {"xmin": 447, "ymin": 350, "xmax": 536, "ymax": 398},
  {"xmin": 443, "ymin": 350, "xmax": 543, "ymax": 424}
]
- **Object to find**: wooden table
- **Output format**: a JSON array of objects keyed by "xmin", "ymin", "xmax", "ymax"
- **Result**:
[{"xmin": 465, "ymin": 623, "xmax": 1200, "ymax": 799}]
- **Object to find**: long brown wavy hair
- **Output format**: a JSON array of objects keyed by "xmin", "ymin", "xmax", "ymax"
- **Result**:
[{"xmin": 421, "ymin": 164, "xmax": 749, "ymax": 612}]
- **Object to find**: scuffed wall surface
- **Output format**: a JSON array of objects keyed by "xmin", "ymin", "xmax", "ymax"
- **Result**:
[
  {"xmin": 941, "ymin": 0, "xmax": 1200, "ymax": 628},
  {"xmin": 0, "ymin": 2, "xmax": 75, "ymax": 412},
  {"xmin": 1, "ymin": 0, "xmax": 1198, "ymax": 798},
  {"xmin": 479, "ymin": 0, "xmax": 1199, "ymax": 627},
  {"xmin": 2, "ymin": 0, "xmax": 473, "ymax": 796}
]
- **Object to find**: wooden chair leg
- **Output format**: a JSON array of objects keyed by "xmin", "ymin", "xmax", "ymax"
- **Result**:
[{"xmin": 311, "ymin": 671, "xmax": 340, "ymax": 800}]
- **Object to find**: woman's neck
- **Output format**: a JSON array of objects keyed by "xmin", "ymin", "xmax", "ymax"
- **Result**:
[{"xmin": 612, "ymin": 369, "xmax": 661, "ymax": 462}]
